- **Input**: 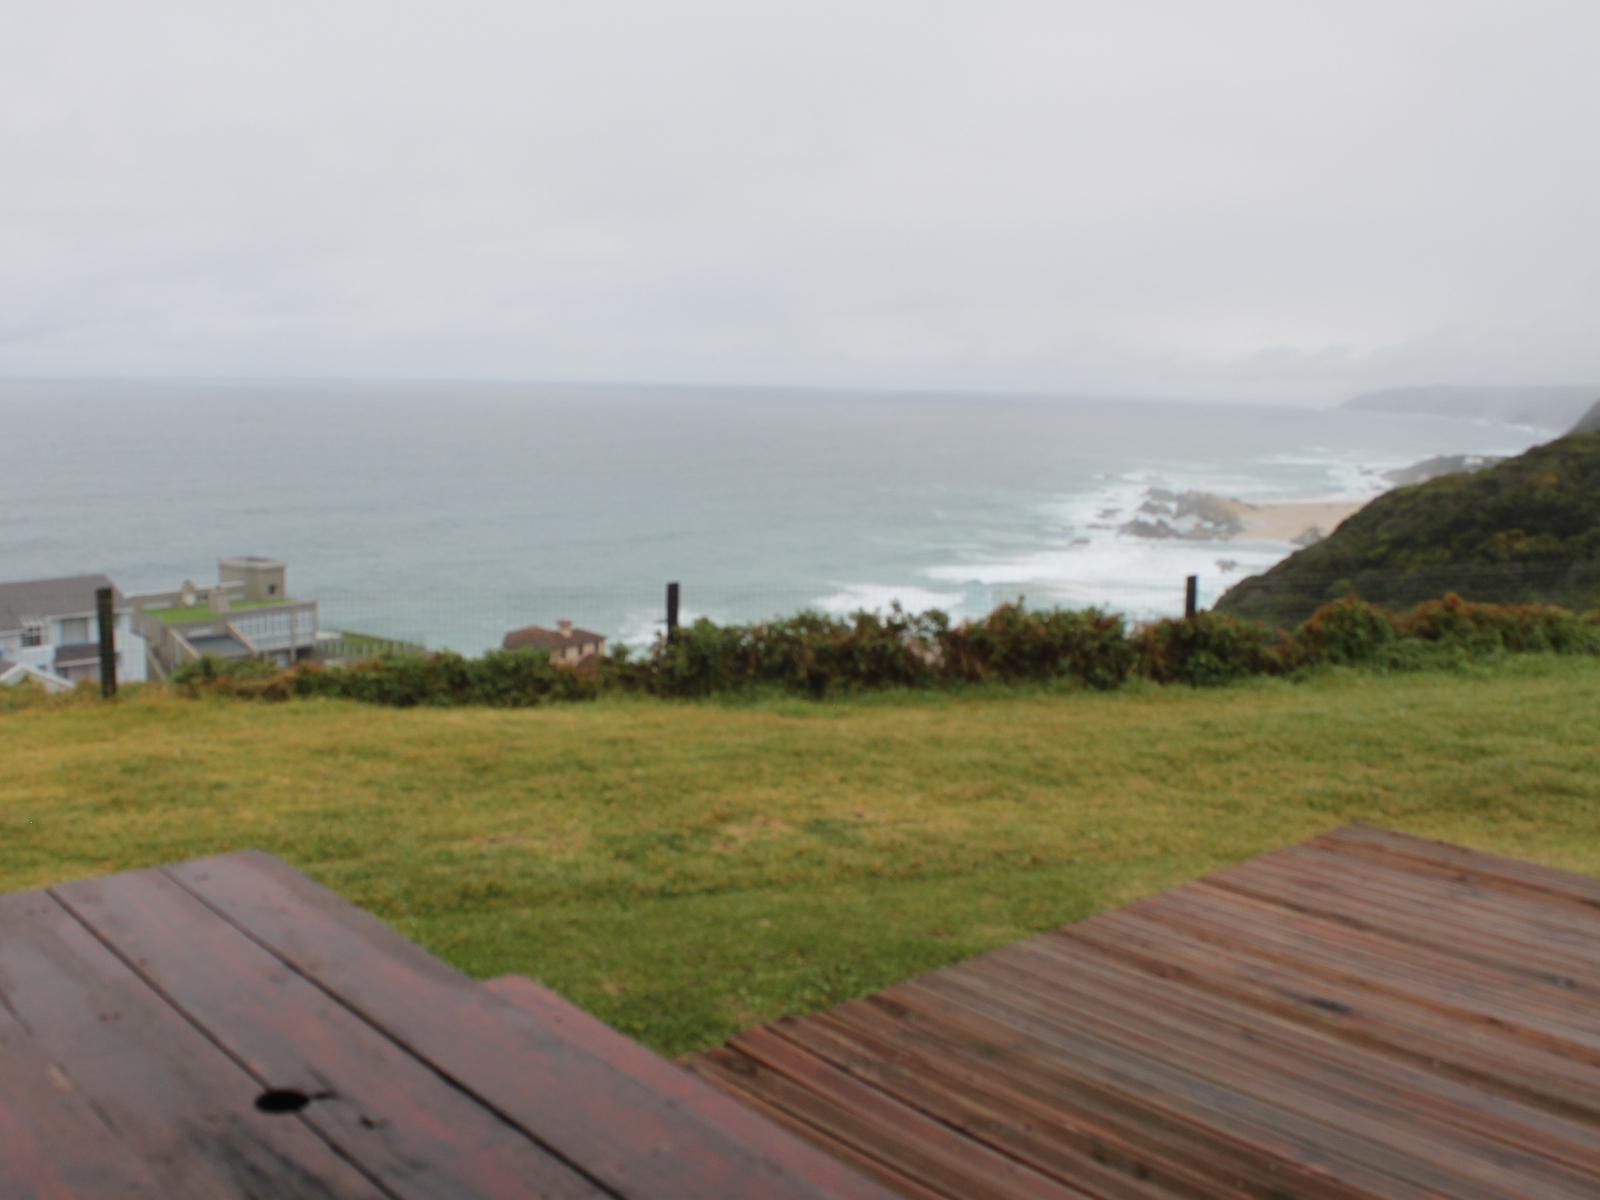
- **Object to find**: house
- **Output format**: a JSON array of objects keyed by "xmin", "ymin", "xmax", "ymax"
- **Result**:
[
  {"xmin": 502, "ymin": 619, "xmax": 606, "ymax": 665},
  {"xmin": 0, "ymin": 574, "xmax": 150, "ymax": 689},
  {"xmin": 130, "ymin": 557, "xmax": 320, "ymax": 674}
]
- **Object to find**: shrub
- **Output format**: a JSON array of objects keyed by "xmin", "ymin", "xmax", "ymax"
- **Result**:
[
  {"xmin": 289, "ymin": 649, "xmax": 597, "ymax": 707},
  {"xmin": 1292, "ymin": 597, "xmax": 1398, "ymax": 666},
  {"xmin": 1134, "ymin": 612, "xmax": 1281, "ymax": 687},
  {"xmin": 167, "ymin": 594, "xmax": 1600, "ymax": 708},
  {"xmin": 939, "ymin": 603, "xmax": 1134, "ymax": 690},
  {"xmin": 171, "ymin": 654, "xmax": 280, "ymax": 689},
  {"xmin": 1396, "ymin": 594, "xmax": 1600, "ymax": 656}
]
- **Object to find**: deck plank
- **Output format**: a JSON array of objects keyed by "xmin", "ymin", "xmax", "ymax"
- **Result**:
[
  {"xmin": 53, "ymin": 869, "xmax": 612, "ymax": 1200},
  {"xmin": 0, "ymin": 889, "xmax": 383, "ymax": 1200},
  {"xmin": 686, "ymin": 825, "xmax": 1600, "ymax": 1199},
  {"xmin": 483, "ymin": 974, "xmax": 892, "ymax": 1199},
  {"xmin": 167, "ymin": 850, "xmax": 890, "ymax": 1200}
]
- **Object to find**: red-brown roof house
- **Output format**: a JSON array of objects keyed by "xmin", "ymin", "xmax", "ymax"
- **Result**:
[{"xmin": 502, "ymin": 619, "xmax": 606, "ymax": 666}]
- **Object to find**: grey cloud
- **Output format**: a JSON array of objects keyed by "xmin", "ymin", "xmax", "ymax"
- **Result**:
[{"xmin": 3, "ymin": 0, "xmax": 1598, "ymax": 401}]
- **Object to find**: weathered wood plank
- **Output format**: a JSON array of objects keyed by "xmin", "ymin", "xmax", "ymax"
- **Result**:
[
  {"xmin": 684, "ymin": 1051, "xmax": 954, "ymax": 1200},
  {"xmin": 1125, "ymin": 882, "xmax": 1600, "ymax": 1027},
  {"xmin": 1317, "ymin": 825, "xmax": 1600, "ymax": 911},
  {"xmin": 0, "ymin": 1002, "xmax": 173, "ymax": 1200},
  {"xmin": 484, "ymin": 974, "xmax": 895, "ymax": 1198},
  {"xmin": 0, "ymin": 889, "xmax": 384, "ymax": 1200},
  {"xmin": 812, "ymin": 1000, "xmax": 1297, "ymax": 1200},
  {"xmin": 53, "ymin": 870, "xmax": 612, "ymax": 1200},
  {"xmin": 989, "ymin": 936, "xmax": 1600, "ymax": 1177},
  {"xmin": 772, "ymin": 1012, "xmax": 1191, "ymax": 1200},
  {"xmin": 1066, "ymin": 910, "xmax": 1600, "ymax": 1121},
  {"xmin": 967, "ymin": 943, "xmax": 1600, "ymax": 1194},
  {"xmin": 167, "ymin": 851, "xmax": 886, "ymax": 1200},
  {"xmin": 706, "ymin": 1035, "xmax": 1088, "ymax": 1200},
  {"xmin": 907, "ymin": 971, "xmax": 1525, "ymax": 1200},
  {"xmin": 688, "ymin": 825, "xmax": 1600, "ymax": 1198}
]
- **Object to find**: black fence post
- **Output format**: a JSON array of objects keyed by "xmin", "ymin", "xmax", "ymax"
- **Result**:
[
  {"xmin": 1184, "ymin": 575, "xmax": 1199, "ymax": 620},
  {"xmin": 666, "ymin": 581, "xmax": 680, "ymax": 642},
  {"xmin": 95, "ymin": 586, "xmax": 118, "ymax": 698}
]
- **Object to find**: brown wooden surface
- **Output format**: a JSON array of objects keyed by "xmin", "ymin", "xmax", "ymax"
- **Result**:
[
  {"xmin": 0, "ymin": 852, "xmax": 895, "ymax": 1200},
  {"xmin": 684, "ymin": 825, "xmax": 1600, "ymax": 1199}
]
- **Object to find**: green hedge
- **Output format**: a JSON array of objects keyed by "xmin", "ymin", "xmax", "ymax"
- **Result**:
[{"xmin": 171, "ymin": 595, "xmax": 1600, "ymax": 707}]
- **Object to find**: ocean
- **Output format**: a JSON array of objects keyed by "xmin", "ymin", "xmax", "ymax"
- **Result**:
[{"xmin": 1, "ymin": 378, "xmax": 1546, "ymax": 653}]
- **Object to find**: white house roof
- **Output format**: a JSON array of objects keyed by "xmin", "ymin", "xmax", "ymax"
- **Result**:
[
  {"xmin": 0, "ymin": 659, "xmax": 71, "ymax": 692},
  {"xmin": 0, "ymin": 575, "xmax": 119, "ymax": 632}
]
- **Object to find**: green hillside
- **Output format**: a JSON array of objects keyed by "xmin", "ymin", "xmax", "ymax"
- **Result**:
[{"xmin": 1217, "ymin": 431, "xmax": 1600, "ymax": 627}]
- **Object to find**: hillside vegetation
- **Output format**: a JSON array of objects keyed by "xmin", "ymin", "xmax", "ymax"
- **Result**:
[
  {"xmin": 1218, "ymin": 431, "xmax": 1600, "ymax": 627},
  {"xmin": 4, "ymin": 659, "xmax": 1600, "ymax": 1054}
]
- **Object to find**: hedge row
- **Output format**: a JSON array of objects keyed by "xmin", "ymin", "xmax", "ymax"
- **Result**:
[{"xmin": 170, "ymin": 594, "xmax": 1600, "ymax": 707}]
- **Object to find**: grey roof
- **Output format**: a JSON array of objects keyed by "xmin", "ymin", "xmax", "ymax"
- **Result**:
[
  {"xmin": 0, "ymin": 658, "xmax": 16, "ymax": 674},
  {"xmin": 0, "ymin": 575, "xmax": 119, "ymax": 632},
  {"xmin": 54, "ymin": 642, "xmax": 102, "ymax": 667}
]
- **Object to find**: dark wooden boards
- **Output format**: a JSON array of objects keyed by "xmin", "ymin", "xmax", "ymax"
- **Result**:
[
  {"xmin": 1, "ymin": 852, "xmax": 895, "ymax": 1200},
  {"xmin": 482, "ymin": 974, "xmax": 889, "ymax": 1199},
  {"xmin": 684, "ymin": 824, "xmax": 1600, "ymax": 1199},
  {"xmin": 0, "ymin": 889, "xmax": 381, "ymax": 1200}
]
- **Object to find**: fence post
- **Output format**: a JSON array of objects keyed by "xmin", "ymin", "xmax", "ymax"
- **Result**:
[
  {"xmin": 95, "ymin": 586, "xmax": 118, "ymax": 698},
  {"xmin": 1184, "ymin": 575, "xmax": 1199, "ymax": 620},
  {"xmin": 666, "ymin": 581, "xmax": 680, "ymax": 642}
]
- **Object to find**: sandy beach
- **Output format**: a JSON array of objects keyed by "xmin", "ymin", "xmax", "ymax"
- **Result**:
[{"xmin": 1231, "ymin": 499, "xmax": 1368, "ymax": 543}]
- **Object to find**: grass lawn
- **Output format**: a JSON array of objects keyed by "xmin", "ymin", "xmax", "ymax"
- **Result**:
[
  {"xmin": 3, "ymin": 657, "xmax": 1598, "ymax": 1055},
  {"xmin": 148, "ymin": 598, "xmax": 298, "ymax": 624}
]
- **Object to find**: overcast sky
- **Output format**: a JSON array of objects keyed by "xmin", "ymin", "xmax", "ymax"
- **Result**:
[{"xmin": 4, "ymin": 1, "xmax": 1598, "ymax": 402}]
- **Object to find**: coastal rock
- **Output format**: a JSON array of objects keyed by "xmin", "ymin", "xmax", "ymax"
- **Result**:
[
  {"xmin": 1290, "ymin": 526, "xmax": 1325, "ymax": 547},
  {"xmin": 1119, "ymin": 518, "xmax": 1181, "ymax": 539},
  {"xmin": 1119, "ymin": 488, "xmax": 1245, "ymax": 541}
]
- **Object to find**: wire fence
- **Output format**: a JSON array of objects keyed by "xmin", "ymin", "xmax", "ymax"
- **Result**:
[{"xmin": 307, "ymin": 561, "xmax": 1600, "ymax": 660}]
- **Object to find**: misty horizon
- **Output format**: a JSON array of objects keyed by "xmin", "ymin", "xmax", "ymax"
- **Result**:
[{"xmin": 6, "ymin": 2, "xmax": 1600, "ymax": 402}]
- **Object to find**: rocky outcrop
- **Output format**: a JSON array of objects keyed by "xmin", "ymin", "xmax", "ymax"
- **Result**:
[{"xmin": 1119, "ymin": 489, "xmax": 1245, "ymax": 541}]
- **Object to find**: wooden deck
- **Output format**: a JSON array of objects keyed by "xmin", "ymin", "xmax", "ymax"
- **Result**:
[
  {"xmin": 684, "ymin": 825, "xmax": 1600, "ymax": 1199},
  {"xmin": 0, "ymin": 850, "xmax": 892, "ymax": 1199}
]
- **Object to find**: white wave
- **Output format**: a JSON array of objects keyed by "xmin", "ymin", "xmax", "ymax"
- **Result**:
[{"xmin": 812, "ymin": 583, "xmax": 968, "ymax": 616}]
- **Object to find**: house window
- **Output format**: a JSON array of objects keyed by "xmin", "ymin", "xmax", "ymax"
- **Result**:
[
  {"xmin": 21, "ymin": 622, "xmax": 44, "ymax": 648},
  {"xmin": 60, "ymin": 617, "xmax": 90, "ymax": 643},
  {"xmin": 267, "ymin": 584, "xmax": 278, "ymax": 596}
]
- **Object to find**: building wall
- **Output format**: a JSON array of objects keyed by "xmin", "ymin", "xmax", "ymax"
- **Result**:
[
  {"xmin": 0, "ymin": 611, "xmax": 147, "ymax": 685},
  {"xmin": 219, "ymin": 559, "xmax": 288, "ymax": 602},
  {"xmin": 229, "ymin": 603, "xmax": 318, "ymax": 653},
  {"xmin": 555, "ymin": 639, "xmax": 602, "ymax": 663}
]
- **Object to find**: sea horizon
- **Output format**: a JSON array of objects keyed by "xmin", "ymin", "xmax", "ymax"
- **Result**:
[{"xmin": 5, "ymin": 377, "xmax": 1551, "ymax": 653}]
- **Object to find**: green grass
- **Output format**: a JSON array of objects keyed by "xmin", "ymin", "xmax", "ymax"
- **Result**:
[
  {"xmin": 148, "ymin": 598, "xmax": 298, "ymax": 624},
  {"xmin": 4, "ymin": 658, "xmax": 1599, "ymax": 1055},
  {"xmin": 327, "ymin": 629, "xmax": 424, "ymax": 654}
]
